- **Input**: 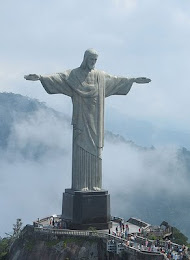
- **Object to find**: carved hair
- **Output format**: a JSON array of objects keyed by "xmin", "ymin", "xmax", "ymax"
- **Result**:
[{"xmin": 80, "ymin": 48, "xmax": 98, "ymax": 69}]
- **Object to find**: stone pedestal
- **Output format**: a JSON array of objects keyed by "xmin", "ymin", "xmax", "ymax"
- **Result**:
[{"xmin": 62, "ymin": 189, "xmax": 111, "ymax": 230}]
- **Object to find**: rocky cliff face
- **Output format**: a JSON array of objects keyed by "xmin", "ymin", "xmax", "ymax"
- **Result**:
[
  {"xmin": 7, "ymin": 225, "xmax": 165, "ymax": 260},
  {"xmin": 8, "ymin": 237, "xmax": 165, "ymax": 260},
  {"xmin": 8, "ymin": 236, "xmax": 107, "ymax": 260}
]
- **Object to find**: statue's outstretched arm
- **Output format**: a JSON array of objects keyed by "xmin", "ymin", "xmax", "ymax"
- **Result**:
[{"xmin": 24, "ymin": 74, "xmax": 41, "ymax": 81}]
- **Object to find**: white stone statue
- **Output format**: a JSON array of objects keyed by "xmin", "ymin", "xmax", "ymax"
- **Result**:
[{"xmin": 24, "ymin": 48, "xmax": 151, "ymax": 191}]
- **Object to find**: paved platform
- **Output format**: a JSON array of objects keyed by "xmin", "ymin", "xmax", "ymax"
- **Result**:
[
  {"xmin": 109, "ymin": 221, "xmax": 140, "ymax": 234},
  {"xmin": 34, "ymin": 214, "xmax": 141, "ymax": 236}
]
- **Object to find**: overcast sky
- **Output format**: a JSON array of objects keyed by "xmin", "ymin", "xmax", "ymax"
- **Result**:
[
  {"xmin": 1, "ymin": 0, "xmax": 190, "ymax": 140},
  {"xmin": 1, "ymin": 1, "xmax": 190, "ymax": 237}
]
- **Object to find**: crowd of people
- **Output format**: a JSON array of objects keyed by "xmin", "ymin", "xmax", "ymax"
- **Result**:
[{"xmin": 108, "ymin": 221, "xmax": 189, "ymax": 260}]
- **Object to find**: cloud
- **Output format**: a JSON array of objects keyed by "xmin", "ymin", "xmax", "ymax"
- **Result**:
[
  {"xmin": 103, "ymin": 138, "xmax": 190, "ymax": 238},
  {"xmin": 0, "ymin": 105, "xmax": 189, "ymax": 239},
  {"xmin": 0, "ymin": 108, "xmax": 72, "ymax": 236},
  {"xmin": 111, "ymin": 0, "xmax": 137, "ymax": 13}
]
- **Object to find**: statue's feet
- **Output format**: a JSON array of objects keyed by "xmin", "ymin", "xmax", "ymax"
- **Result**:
[
  {"xmin": 93, "ymin": 187, "xmax": 101, "ymax": 191},
  {"xmin": 81, "ymin": 187, "xmax": 89, "ymax": 191}
]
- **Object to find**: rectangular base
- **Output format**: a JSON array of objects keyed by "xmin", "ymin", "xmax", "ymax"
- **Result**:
[{"xmin": 62, "ymin": 189, "xmax": 111, "ymax": 230}]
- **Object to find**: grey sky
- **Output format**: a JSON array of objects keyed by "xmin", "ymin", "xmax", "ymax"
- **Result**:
[
  {"xmin": 1, "ymin": 0, "xmax": 190, "ymax": 141},
  {"xmin": 1, "ymin": 1, "xmax": 190, "ymax": 239}
]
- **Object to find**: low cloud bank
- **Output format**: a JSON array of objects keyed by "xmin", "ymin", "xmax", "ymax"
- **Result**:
[
  {"xmin": 0, "ymin": 99, "xmax": 189, "ymax": 240},
  {"xmin": 103, "ymin": 137, "xmax": 190, "ymax": 239}
]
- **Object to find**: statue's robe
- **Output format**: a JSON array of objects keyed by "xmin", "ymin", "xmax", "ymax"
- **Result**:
[{"xmin": 40, "ymin": 67, "xmax": 133, "ymax": 190}]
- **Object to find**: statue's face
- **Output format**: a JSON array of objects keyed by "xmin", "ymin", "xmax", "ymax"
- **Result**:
[{"xmin": 86, "ymin": 55, "xmax": 98, "ymax": 70}]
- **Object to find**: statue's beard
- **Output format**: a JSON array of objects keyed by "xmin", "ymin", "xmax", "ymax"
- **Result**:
[{"xmin": 88, "ymin": 64, "xmax": 95, "ymax": 70}]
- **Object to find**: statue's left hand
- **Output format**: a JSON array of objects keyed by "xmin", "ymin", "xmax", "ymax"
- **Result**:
[
  {"xmin": 24, "ymin": 74, "xmax": 40, "ymax": 81},
  {"xmin": 135, "ymin": 77, "xmax": 151, "ymax": 84}
]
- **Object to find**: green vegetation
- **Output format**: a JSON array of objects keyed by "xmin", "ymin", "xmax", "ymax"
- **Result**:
[
  {"xmin": 88, "ymin": 226, "xmax": 97, "ymax": 232},
  {"xmin": 63, "ymin": 241, "xmax": 67, "ymax": 248},
  {"xmin": 62, "ymin": 236, "xmax": 84, "ymax": 248},
  {"xmin": 0, "ymin": 238, "xmax": 9, "ymax": 260},
  {"xmin": 0, "ymin": 218, "xmax": 23, "ymax": 260},
  {"xmin": 172, "ymin": 227, "xmax": 189, "ymax": 246},
  {"xmin": 146, "ymin": 227, "xmax": 190, "ymax": 247},
  {"xmin": 61, "ymin": 236, "xmax": 97, "ymax": 249},
  {"xmin": 5, "ymin": 218, "xmax": 22, "ymax": 241},
  {"xmin": 25, "ymin": 240, "xmax": 35, "ymax": 252},
  {"xmin": 45, "ymin": 240, "xmax": 60, "ymax": 248},
  {"xmin": 147, "ymin": 234, "xmax": 158, "ymax": 240}
]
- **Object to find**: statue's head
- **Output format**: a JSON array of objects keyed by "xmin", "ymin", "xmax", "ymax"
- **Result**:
[{"xmin": 80, "ymin": 48, "xmax": 98, "ymax": 71}]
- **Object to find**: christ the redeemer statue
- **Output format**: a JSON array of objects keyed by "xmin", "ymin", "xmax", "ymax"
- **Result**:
[{"xmin": 25, "ymin": 49, "xmax": 151, "ymax": 192}]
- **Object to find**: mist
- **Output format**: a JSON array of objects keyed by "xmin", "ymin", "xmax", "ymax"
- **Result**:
[
  {"xmin": 0, "ymin": 108, "xmax": 72, "ymax": 237},
  {"xmin": 0, "ymin": 100, "xmax": 189, "ymax": 240}
]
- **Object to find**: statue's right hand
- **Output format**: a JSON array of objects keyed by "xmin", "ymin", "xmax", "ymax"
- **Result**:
[{"xmin": 24, "ymin": 74, "xmax": 40, "ymax": 81}]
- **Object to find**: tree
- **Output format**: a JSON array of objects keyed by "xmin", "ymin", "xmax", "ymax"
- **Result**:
[
  {"xmin": 0, "ymin": 237, "xmax": 9, "ymax": 260},
  {"xmin": 172, "ymin": 227, "xmax": 189, "ymax": 246},
  {"xmin": 0, "ymin": 219, "xmax": 23, "ymax": 259},
  {"xmin": 12, "ymin": 219, "xmax": 22, "ymax": 238}
]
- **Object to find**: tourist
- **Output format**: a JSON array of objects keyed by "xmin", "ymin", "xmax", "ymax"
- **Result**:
[
  {"xmin": 125, "ymin": 229, "xmax": 128, "ymax": 238},
  {"xmin": 57, "ymin": 221, "xmax": 60, "ymax": 229},
  {"xmin": 122, "ymin": 223, "xmax": 125, "ymax": 232},
  {"xmin": 119, "ymin": 220, "xmax": 122, "ymax": 228},
  {"xmin": 156, "ymin": 239, "xmax": 160, "ymax": 247},
  {"xmin": 116, "ymin": 226, "xmax": 118, "ymax": 236},
  {"xmin": 50, "ymin": 216, "xmax": 53, "ymax": 225},
  {"xmin": 167, "ymin": 240, "xmax": 171, "ymax": 251},
  {"xmin": 145, "ymin": 239, "xmax": 148, "ymax": 248},
  {"xmin": 125, "ymin": 224, "xmax": 129, "ymax": 236},
  {"xmin": 130, "ymin": 234, "xmax": 135, "ymax": 241},
  {"xmin": 152, "ymin": 244, "xmax": 157, "ymax": 253}
]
